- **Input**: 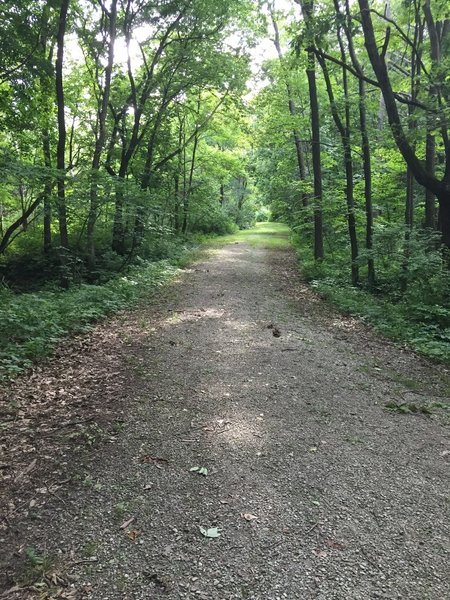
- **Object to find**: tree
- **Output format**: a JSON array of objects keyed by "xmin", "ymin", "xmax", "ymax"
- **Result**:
[
  {"xmin": 295, "ymin": 0, "xmax": 324, "ymax": 260},
  {"xmin": 358, "ymin": 0, "xmax": 450, "ymax": 249}
]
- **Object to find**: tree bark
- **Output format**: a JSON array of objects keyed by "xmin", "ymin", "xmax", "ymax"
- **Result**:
[
  {"xmin": 340, "ymin": 0, "xmax": 375, "ymax": 287},
  {"xmin": 296, "ymin": 0, "xmax": 323, "ymax": 259},
  {"xmin": 425, "ymin": 132, "xmax": 435, "ymax": 229},
  {"xmin": 317, "ymin": 51, "xmax": 358, "ymax": 285},
  {"xmin": 55, "ymin": 0, "xmax": 69, "ymax": 252}
]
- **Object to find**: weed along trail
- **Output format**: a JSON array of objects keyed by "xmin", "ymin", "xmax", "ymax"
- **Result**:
[{"xmin": 1, "ymin": 224, "xmax": 450, "ymax": 600}]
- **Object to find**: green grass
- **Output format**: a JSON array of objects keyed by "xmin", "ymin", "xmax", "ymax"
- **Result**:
[{"xmin": 206, "ymin": 222, "xmax": 291, "ymax": 249}]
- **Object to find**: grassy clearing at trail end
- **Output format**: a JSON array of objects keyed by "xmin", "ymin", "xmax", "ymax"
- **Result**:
[{"xmin": 207, "ymin": 222, "xmax": 291, "ymax": 249}]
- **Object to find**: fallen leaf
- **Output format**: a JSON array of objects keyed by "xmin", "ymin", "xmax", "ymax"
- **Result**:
[
  {"xmin": 242, "ymin": 513, "xmax": 258, "ymax": 521},
  {"xmin": 127, "ymin": 529, "xmax": 140, "ymax": 540},
  {"xmin": 190, "ymin": 466, "xmax": 208, "ymax": 476},
  {"xmin": 199, "ymin": 526, "xmax": 220, "ymax": 538},
  {"xmin": 120, "ymin": 516, "xmax": 135, "ymax": 530}
]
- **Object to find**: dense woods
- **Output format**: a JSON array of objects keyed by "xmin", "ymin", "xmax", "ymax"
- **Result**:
[{"xmin": 1, "ymin": 0, "xmax": 449, "ymax": 379}]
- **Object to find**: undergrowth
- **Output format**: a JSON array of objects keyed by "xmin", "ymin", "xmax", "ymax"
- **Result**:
[
  {"xmin": 293, "ymin": 230, "xmax": 450, "ymax": 363},
  {"xmin": 0, "ymin": 248, "xmax": 199, "ymax": 384}
]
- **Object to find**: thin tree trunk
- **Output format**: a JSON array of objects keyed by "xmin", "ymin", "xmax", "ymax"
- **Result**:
[
  {"xmin": 42, "ymin": 130, "xmax": 53, "ymax": 253},
  {"xmin": 359, "ymin": 79, "xmax": 375, "ymax": 288},
  {"xmin": 182, "ymin": 130, "xmax": 199, "ymax": 235},
  {"xmin": 55, "ymin": 0, "xmax": 69, "ymax": 252},
  {"xmin": 296, "ymin": 0, "xmax": 323, "ymax": 258},
  {"xmin": 425, "ymin": 132, "xmax": 436, "ymax": 229},
  {"xmin": 340, "ymin": 0, "xmax": 375, "ymax": 287},
  {"xmin": 317, "ymin": 52, "xmax": 358, "ymax": 284},
  {"xmin": 39, "ymin": 7, "xmax": 53, "ymax": 254},
  {"xmin": 401, "ymin": 5, "xmax": 423, "ymax": 291},
  {"xmin": 174, "ymin": 175, "xmax": 180, "ymax": 232},
  {"xmin": 87, "ymin": 0, "xmax": 117, "ymax": 269}
]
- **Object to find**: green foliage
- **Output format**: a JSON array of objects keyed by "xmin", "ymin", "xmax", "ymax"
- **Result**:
[
  {"xmin": 189, "ymin": 204, "xmax": 238, "ymax": 235},
  {"xmin": 0, "ymin": 246, "xmax": 200, "ymax": 383},
  {"xmin": 294, "ymin": 231, "xmax": 450, "ymax": 362}
]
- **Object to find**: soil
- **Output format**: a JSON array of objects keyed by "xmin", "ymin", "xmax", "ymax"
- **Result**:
[{"xmin": 1, "ymin": 237, "xmax": 449, "ymax": 600}]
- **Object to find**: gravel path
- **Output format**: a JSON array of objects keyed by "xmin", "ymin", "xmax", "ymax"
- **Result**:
[{"xmin": 1, "ymin": 238, "xmax": 449, "ymax": 599}]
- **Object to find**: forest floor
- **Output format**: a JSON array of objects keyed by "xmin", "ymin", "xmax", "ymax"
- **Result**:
[{"xmin": 1, "ymin": 223, "xmax": 449, "ymax": 600}]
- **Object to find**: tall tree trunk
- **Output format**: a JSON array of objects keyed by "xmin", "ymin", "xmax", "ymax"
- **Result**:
[
  {"xmin": 306, "ymin": 52, "xmax": 324, "ymax": 260},
  {"xmin": 425, "ymin": 132, "xmax": 436, "ymax": 229},
  {"xmin": 296, "ymin": 0, "xmax": 323, "ymax": 259},
  {"xmin": 55, "ymin": 0, "xmax": 69, "ymax": 252},
  {"xmin": 39, "ymin": 6, "xmax": 53, "ymax": 254},
  {"xmin": 339, "ymin": 0, "xmax": 375, "ymax": 287},
  {"xmin": 317, "ymin": 51, "xmax": 358, "ymax": 285},
  {"xmin": 87, "ymin": 0, "xmax": 117, "ymax": 269},
  {"xmin": 359, "ymin": 77, "xmax": 375, "ymax": 288}
]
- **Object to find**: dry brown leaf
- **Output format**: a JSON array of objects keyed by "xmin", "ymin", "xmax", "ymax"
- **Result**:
[{"xmin": 127, "ymin": 529, "xmax": 140, "ymax": 540}]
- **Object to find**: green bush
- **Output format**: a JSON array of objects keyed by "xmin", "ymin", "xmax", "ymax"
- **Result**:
[
  {"xmin": 189, "ymin": 205, "xmax": 237, "ymax": 235},
  {"xmin": 293, "ymin": 229, "xmax": 450, "ymax": 363}
]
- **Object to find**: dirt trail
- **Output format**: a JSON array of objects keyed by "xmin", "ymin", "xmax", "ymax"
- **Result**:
[{"xmin": 1, "ymin": 236, "xmax": 450, "ymax": 599}]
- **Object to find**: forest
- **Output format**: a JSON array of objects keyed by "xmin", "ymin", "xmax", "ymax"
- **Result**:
[{"xmin": 1, "ymin": 0, "xmax": 450, "ymax": 381}]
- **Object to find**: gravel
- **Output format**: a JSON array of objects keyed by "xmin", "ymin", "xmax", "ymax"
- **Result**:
[{"xmin": 1, "ymin": 240, "xmax": 449, "ymax": 599}]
